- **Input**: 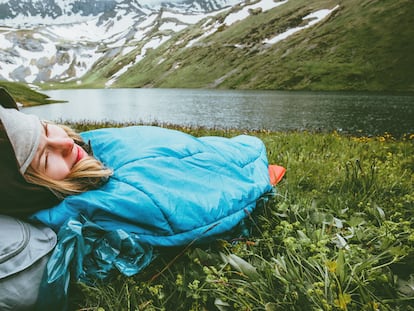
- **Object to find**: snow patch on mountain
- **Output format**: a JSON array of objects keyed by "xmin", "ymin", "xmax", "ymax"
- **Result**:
[
  {"xmin": 105, "ymin": 9, "xmax": 220, "ymax": 87},
  {"xmin": 264, "ymin": 5, "xmax": 339, "ymax": 44},
  {"xmin": 224, "ymin": 0, "xmax": 287, "ymax": 26},
  {"xmin": 186, "ymin": 0, "xmax": 288, "ymax": 48}
]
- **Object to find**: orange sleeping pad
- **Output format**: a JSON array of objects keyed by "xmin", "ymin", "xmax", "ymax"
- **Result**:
[{"xmin": 268, "ymin": 164, "xmax": 286, "ymax": 185}]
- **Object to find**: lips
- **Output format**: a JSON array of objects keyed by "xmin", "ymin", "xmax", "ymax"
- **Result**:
[{"xmin": 75, "ymin": 144, "xmax": 87, "ymax": 164}]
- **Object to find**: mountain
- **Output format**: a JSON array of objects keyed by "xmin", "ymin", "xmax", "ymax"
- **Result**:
[
  {"xmin": 0, "ymin": 0, "xmax": 412, "ymax": 92},
  {"xmin": 0, "ymin": 0, "xmax": 238, "ymax": 25},
  {"xmin": 0, "ymin": 0, "xmax": 239, "ymax": 82}
]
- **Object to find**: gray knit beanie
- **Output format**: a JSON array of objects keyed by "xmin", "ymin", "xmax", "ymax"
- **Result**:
[{"xmin": 0, "ymin": 88, "xmax": 42, "ymax": 174}]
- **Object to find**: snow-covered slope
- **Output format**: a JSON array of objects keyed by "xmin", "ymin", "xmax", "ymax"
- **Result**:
[
  {"xmin": 0, "ymin": 0, "xmax": 239, "ymax": 26},
  {"xmin": 0, "ymin": 0, "xmax": 338, "ymax": 85}
]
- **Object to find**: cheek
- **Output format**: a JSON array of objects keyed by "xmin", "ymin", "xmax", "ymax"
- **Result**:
[{"xmin": 46, "ymin": 156, "xmax": 71, "ymax": 181}]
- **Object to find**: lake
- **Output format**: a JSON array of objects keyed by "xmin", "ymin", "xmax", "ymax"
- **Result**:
[{"xmin": 22, "ymin": 88, "xmax": 414, "ymax": 137}]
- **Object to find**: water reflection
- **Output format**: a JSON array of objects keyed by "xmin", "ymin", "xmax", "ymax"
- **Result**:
[{"xmin": 22, "ymin": 88, "xmax": 414, "ymax": 137}]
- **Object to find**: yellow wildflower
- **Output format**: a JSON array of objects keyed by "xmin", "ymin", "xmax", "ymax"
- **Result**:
[
  {"xmin": 326, "ymin": 260, "xmax": 337, "ymax": 273},
  {"xmin": 334, "ymin": 292, "xmax": 351, "ymax": 310}
]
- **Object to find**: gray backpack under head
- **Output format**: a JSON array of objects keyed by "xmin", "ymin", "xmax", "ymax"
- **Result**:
[{"xmin": 0, "ymin": 215, "xmax": 56, "ymax": 311}]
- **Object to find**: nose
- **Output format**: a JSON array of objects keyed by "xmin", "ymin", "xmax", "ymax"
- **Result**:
[{"xmin": 48, "ymin": 137, "xmax": 74, "ymax": 156}]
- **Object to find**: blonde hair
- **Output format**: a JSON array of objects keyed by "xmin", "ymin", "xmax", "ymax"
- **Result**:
[{"xmin": 24, "ymin": 123, "xmax": 112, "ymax": 198}]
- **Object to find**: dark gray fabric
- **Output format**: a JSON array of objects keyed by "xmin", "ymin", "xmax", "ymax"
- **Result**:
[
  {"xmin": 0, "ymin": 255, "xmax": 50, "ymax": 311},
  {"xmin": 0, "ymin": 215, "xmax": 56, "ymax": 310}
]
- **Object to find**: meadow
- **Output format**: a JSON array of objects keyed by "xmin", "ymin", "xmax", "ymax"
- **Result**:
[{"xmin": 68, "ymin": 125, "xmax": 414, "ymax": 311}]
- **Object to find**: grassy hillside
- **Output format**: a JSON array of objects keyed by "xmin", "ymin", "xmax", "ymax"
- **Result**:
[
  {"xmin": 0, "ymin": 81, "xmax": 60, "ymax": 106},
  {"xmin": 107, "ymin": 0, "xmax": 413, "ymax": 92}
]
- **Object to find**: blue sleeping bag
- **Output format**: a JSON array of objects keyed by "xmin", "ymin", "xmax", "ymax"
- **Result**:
[
  {"xmin": 33, "ymin": 126, "xmax": 273, "ymax": 246},
  {"xmin": 31, "ymin": 126, "xmax": 274, "ymax": 310}
]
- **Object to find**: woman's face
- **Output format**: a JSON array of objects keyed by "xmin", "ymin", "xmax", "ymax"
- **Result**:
[{"xmin": 30, "ymin": 123, "xmax": 89, "ymax": 180}]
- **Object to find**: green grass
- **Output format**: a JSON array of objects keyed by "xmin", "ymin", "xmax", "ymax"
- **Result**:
[
  {"xmin": 66, "ymin": 125, "xmax": 414, "ymax": 311},
  {"xmin": 2, "ymin": 84, "xmax": 412, "ymax": 309},
  {"xmin": 0, "ymin": 81, "xmax": 62, "ymax": 106}
]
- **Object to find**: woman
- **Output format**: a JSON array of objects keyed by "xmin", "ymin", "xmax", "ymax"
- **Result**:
[
  {"xmin": 1, "ymin": 86, "xmax": 285, "ymax": 245},
  {"xmin": 1, "ymin": 87, "xmax": 285, "ymax": 308},
  {"xmin": 1, "ymin": 87, "xmax": 284, "ymax": 227}
]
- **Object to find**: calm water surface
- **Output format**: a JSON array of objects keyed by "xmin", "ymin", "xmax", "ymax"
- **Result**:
[{"xmin": 23, "ymin": 88, "xmax": 414, "ymax": 137}]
